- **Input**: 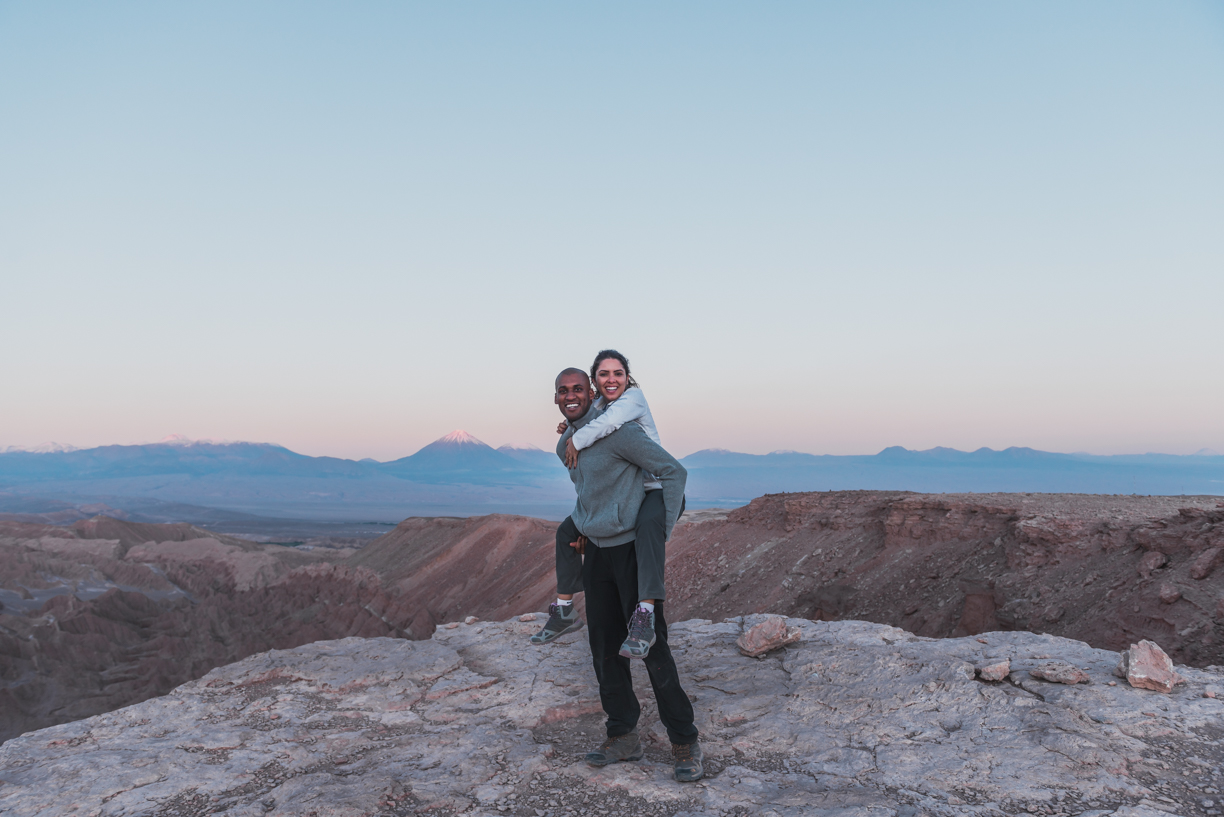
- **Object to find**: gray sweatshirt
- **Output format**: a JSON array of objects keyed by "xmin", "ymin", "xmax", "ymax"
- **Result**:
[{"xmin": 558, "ymin": 405, "xmax": 687, "ymax": 548}]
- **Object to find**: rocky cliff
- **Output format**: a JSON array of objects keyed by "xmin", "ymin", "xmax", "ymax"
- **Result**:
[
  {"xmin": 1, "ymin": 614, "xmax": 1221, "ymax": 816},
  {"xmin": 666, "ymin": 492, "xmax": 1224, "ymax": 667},
  {"xmin": 0, "ymin": 513, "xmax": 563, "ymax": 744},
  {"xmin": 0, "ymin": 519, "xmax": 404, "ymax": 743}
]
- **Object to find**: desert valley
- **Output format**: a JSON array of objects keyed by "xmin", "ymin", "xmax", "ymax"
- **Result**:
[
  {"xmin": 2, "ymin": 489, "xmax": 1224, "ymax": 815},
  {"xmin": 3, "ymin": 433, "xmax": 1224, "ymax": 815},
  {"xmin": 2, "ymin": 491, "xmax": 1221, "ymax": 728}
]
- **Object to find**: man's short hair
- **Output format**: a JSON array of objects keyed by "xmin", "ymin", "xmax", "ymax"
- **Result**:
[{"xmin": 555, "ymin": 367, "xmax": 590, "ymax": 389}]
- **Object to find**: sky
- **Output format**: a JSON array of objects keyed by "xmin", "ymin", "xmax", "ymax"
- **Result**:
[{"xmin": 1, "ymin": 2, "xmax": 1222, "ymax": 461}]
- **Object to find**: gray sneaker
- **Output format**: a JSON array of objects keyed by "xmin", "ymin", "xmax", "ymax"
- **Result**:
[
  {"xmin": 585, "ymin": 731, "xmax": 643, "ymax": 766},
  {"xmin": 618, "ymin": 606, "xmax": 656, "ymax": 659},
  {"xmin": 530, "ymin": 603, "xmax": 583, "ymax": 645},
  {"xmin": 672, "ymin": 740, "xmax": 704, "ymax": 782}
]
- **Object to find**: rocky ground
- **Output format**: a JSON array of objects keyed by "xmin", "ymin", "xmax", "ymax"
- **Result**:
[{"xmin": 2, "ymin": 613, "xmax": 1222, "ymax": 817}]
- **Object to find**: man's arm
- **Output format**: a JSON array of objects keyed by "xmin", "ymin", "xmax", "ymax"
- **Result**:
[
  {"xmin": 556, "ymin": 425, "xmax": 576, "ymax": 466},
  {"xmin": 606, "ymin": 424, "xmax": 687, "ymax": 540},
  {"xmin": 571, "ymin": 389, "xmax": 649, "ymax": 451}
]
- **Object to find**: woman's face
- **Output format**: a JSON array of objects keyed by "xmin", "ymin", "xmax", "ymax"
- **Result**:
[{"xmin": 594, "ymin": 358, "xmax": 628, "ymax": 402}]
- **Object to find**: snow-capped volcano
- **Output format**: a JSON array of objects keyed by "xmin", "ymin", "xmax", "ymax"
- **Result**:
[
  {"xmin": 381, "ymin": 431, "xmax": 554, "ymax": 479},
  {"xmin": 438, "ymin": 430, "xmax": 486, "ymax": 446}
]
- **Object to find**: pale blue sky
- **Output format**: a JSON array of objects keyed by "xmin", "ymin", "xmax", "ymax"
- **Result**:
[{"xmin": 2, "ymin": 2, "xmax": 1221, "ymax": 459}]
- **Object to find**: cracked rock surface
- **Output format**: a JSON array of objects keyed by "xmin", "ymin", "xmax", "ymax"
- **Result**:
[{"xmin": 2, "ymin": 614, "xmax": 1223, "ymax": 817}]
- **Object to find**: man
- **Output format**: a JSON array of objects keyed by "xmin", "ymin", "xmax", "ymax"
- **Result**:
[{"xmin": 544, "ymin": 366, "xmax": 703, "ymax": 783}]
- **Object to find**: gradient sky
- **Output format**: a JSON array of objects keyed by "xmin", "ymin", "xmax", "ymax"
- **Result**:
[{"xmin": 2, "ymin": 2, "xmax": 1221, "ymax": 460}]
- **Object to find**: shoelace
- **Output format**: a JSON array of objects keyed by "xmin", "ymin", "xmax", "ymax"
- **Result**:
[
  {"xmin": 545, "ymin": 604, "xmax": 569, "ymax": 629},
  {"xmin": 627, "ymin": 609, "xmax": 652, "ymax": 641},
  {"xmin": 672, "ymin": 743, "xmax": 694, "ymax": 761},
  {"xmin": 599, "ymin": 734, "xmax": 631, "ymax": 752}
]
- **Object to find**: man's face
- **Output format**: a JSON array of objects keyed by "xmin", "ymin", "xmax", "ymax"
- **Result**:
[{"xmin": 555, "ymin": 373, "xmax": 592, "ymax": 421}]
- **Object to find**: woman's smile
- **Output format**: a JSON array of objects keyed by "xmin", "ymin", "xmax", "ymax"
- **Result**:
[{"xmin": 594, "ymin": 359, "xmax": 628, "ymax": 402}]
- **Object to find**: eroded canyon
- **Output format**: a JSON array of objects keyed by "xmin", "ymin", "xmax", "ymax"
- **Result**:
[{"xmin": 2, "ymin": 491, "xmax": 1222, "ymax": 744}]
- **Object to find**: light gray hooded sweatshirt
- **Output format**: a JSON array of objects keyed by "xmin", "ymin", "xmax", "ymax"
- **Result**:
[{"xmin": 558, "ymin": 404, "xmax": 687, "ymax": 548}]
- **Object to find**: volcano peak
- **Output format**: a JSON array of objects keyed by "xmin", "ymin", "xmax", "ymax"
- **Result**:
[{"xmin": 438, "ymin": 430, "xmax": 484, "ymax": 446}]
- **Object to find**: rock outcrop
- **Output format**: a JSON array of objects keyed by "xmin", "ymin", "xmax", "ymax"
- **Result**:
[
  {"xmin": 2, "ymin": 615, "xmax": 1222, "ymax": 816},
  {"xmin": 665, "ymin": 492, "xmax": 1224, "ymax": 667}
]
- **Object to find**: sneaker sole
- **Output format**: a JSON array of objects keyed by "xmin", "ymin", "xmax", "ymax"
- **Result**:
[
  {"xmin": 585, "ymin": 746, "xmax": 644, "ymax": 766},
  {"xmin": 530, "ymin": 620, "xmax": 584, "ymax": 645},
  {"xmin": 618, "ymin": 638, "xmax": 655, "ymax": 659}
]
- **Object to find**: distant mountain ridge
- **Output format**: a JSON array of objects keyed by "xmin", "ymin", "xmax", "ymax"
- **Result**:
[
  {"xmin": 0, "ymin": 432, "xmax": 573, "ymax": 522},
  {"xmin": 680, "ymin": 444, "xmax": 1224, "ymax": 502},
  {"xmin": 1, "ymin": 434, "xmax": 1221, "ymax": 522},
  {"xmin": 0, "ymin": 443, "xmax": 80, "ymax": 454},
  {"xmin": 0, "ymin": 432, "xmax": 562, "ymax": 483}
]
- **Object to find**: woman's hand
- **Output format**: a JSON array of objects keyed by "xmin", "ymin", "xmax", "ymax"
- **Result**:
[
  {"xmin": 564, "ymin": 438, "xmax": 579, "ymax": 469},
  {"xmin": 569, "ymin": 534, "xmax": 588, "ymax": 555},
  {"xmin": 556, "ymin": 421, "xmax": 567, "ymax": 435}
]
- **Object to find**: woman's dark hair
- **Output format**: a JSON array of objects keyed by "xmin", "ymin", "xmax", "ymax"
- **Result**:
[{"xmin": 590, "ymin": 349, "xmax": 639, "ymax": 391}]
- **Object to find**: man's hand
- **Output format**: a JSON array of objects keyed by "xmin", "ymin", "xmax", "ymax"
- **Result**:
[
  {"xmin": 564, "ymin": 438, "xmax": 579, "ymax": 469},
  {"xmin": 569, "ymin": 534, "xmax": 588, "ymax": 555},
  {"xmin": 556, "ymin": 421, "xmax": 568, "ymax": 435}
]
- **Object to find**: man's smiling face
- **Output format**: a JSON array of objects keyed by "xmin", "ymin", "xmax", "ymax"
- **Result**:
[{"xmin": 555, "ymin": 372, "xmax": 592, "ymax": 421}]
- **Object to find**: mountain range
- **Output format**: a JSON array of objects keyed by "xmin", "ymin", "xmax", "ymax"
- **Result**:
[
  {"xmin": 1, "ymin": 432, "xmax": 1221, "ymax": 525},
  {"xmin": 683, "ymin": 444, "xmax": 1224, "ymax": 503}
]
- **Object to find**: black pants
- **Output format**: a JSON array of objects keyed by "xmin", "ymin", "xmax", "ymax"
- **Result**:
[
  {"xmin": 581, "ymin": 538, "xmax": 698, "ymax": 746},
  {"xmin": 555, "ymin": 490, "xmax": 682, "ymax": 601}
]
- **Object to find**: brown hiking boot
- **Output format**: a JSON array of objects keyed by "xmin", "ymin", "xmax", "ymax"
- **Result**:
[
  {"xmin": 584, "ymin": 731, "xmax": 643, "ymax": 766},
  {"xmin": 672, "ymin": 740, "xmax": 704, "ymax": 782}
]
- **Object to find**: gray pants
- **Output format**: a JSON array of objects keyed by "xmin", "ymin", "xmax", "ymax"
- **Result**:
[{"xmin": 556, "ymin": 489, "xmax": 677, "ymax": 603}]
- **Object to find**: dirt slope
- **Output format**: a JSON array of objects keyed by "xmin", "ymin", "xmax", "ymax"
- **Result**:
[{"xmin": 346, "ymin": 514, "xmax": 559, "ymax": 637}]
